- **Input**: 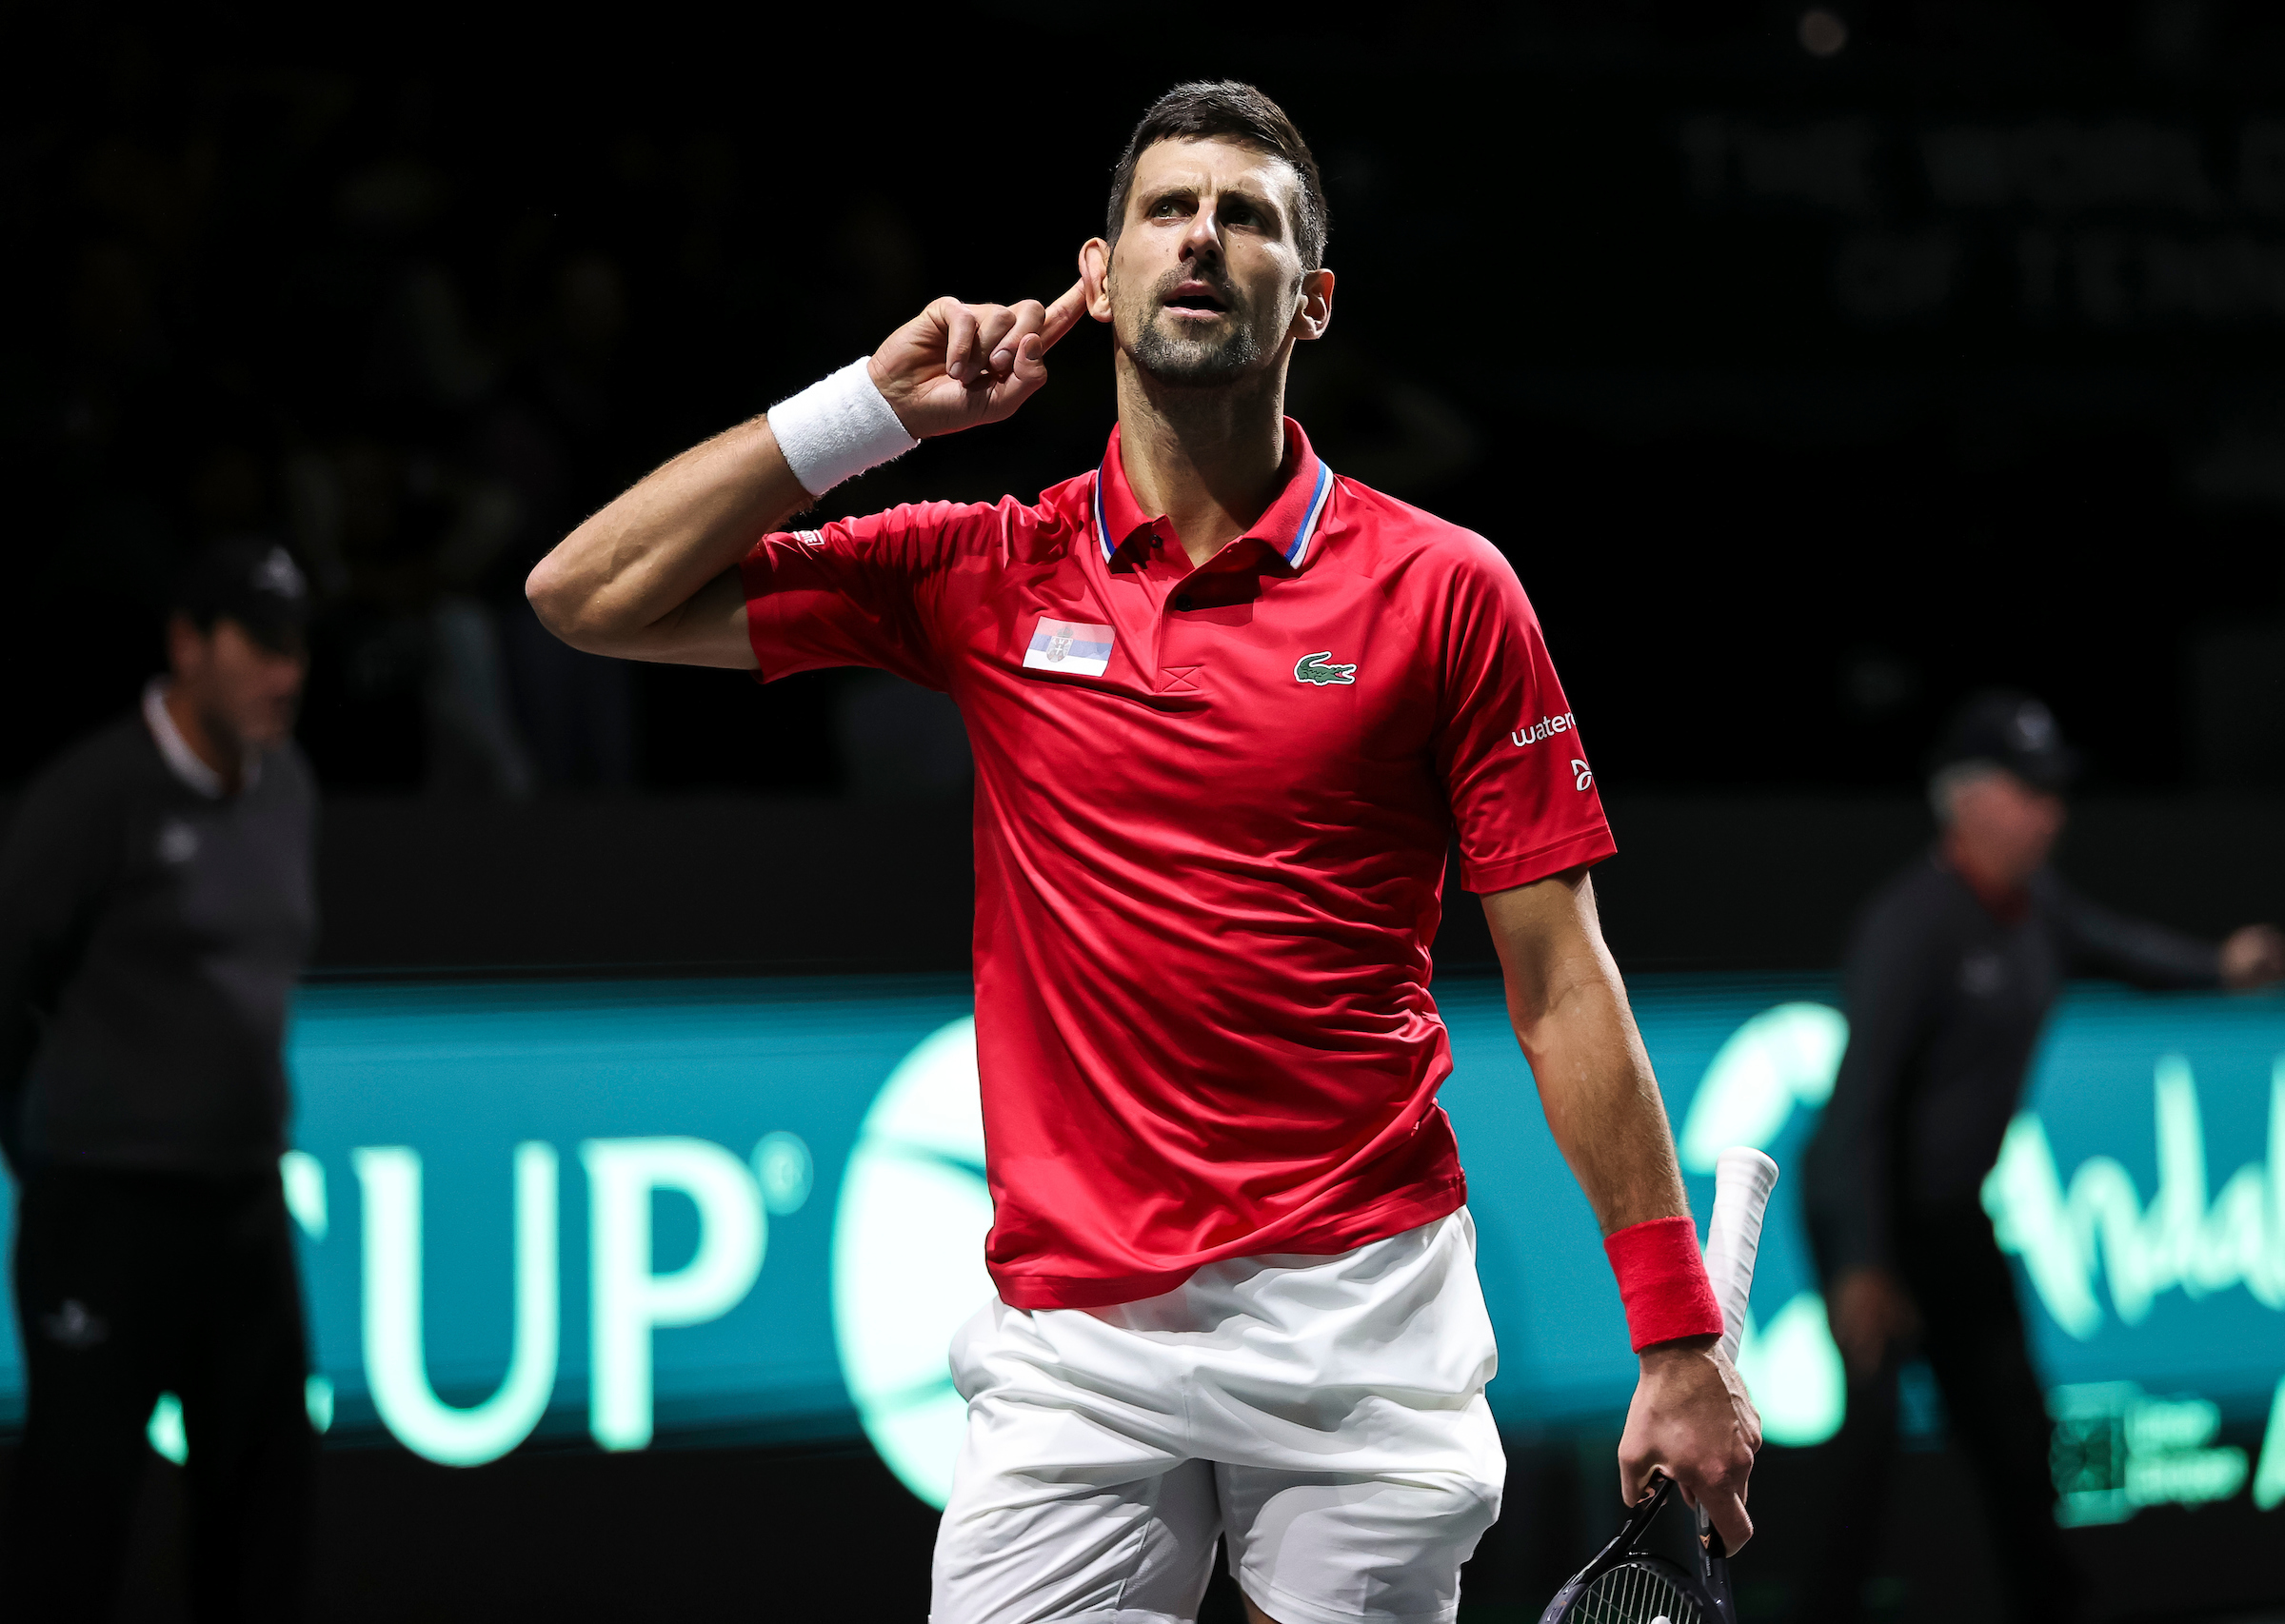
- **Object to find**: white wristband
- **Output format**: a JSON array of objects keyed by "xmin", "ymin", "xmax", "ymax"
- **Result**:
[{"xmin": 766, "ymin": 359, "xmax": 919, "ymax": 498}]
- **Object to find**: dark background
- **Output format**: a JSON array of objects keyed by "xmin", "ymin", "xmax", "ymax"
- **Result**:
[
  {"xmin": 9, "ymin": 2, "xmax": 2285, "ymax": 1621},
  {"xmin": 10, "ymin": 0, "xmax": 2285, "ymax": 800}
]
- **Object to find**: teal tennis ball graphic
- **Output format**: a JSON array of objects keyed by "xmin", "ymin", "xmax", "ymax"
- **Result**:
[
  {"xmin": 1678, "ymin": 1000, "xmax": 1849, "ymax": 1447},
  {"xmin": 1678, "ymin": 1000, "xmax": 1846, "ymax": 1173},
  {"xmin": 831, "ymin": 1017, "xmax": 995, "ymax": 1506}
]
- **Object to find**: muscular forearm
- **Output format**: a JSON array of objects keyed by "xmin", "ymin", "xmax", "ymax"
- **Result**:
[
  {"xmin": 1485, "ymin": 874, "xmax": 1688, "ymax": 1235},
  {"xmin": 527, "ymin": 414, "xmax": 810, "ymax": 663},
  {"xmin": 1512, "ymin": 954, "xmax": 1689, "ymax": 1235}
]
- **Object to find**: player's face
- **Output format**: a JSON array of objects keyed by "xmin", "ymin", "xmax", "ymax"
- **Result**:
[
  {"xmin": 1106, "ymin": 137, "xmax": 1316, "ymax": 386},
  {"xmin": 172, "ymin": 615, "xmax": 308, "ymax": 753}
]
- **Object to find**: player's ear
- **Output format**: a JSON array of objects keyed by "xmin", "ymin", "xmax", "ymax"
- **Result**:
[
  {"xmin": 1291, "ymin": 267, "xmax": 1335, "ymax": 343},
  {"xmin": 1080, "ymin": 239, "xmax": 1114, "ymax": 324}
]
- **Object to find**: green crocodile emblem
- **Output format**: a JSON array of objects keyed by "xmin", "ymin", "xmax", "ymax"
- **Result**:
[{"xmin": 1294, "ymin": 651, "xmax": 1358, "ymax": 687}]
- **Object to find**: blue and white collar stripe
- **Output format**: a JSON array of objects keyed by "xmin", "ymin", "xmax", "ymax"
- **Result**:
[
  {"xmin": 1282, "ymin": 462, "xmax": 1335, "ymax": 566},
  {"xmin": 1097, "ymin": 457, "xmax": 1333, "ymax": 566}
]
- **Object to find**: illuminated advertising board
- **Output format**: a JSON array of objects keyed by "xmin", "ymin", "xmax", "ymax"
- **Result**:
[{"xmin": 0, "ymin": 973, "xmax": 2278, "ymax": 1530}]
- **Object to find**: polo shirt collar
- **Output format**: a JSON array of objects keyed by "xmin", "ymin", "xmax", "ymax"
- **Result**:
[
  {"xmin": 143, "ymin": 678, "xmax": 260, "ymax": 798},
  {"xmin": 1093, "ymin": 417, "xmax": 1336, "ymax": 571}
]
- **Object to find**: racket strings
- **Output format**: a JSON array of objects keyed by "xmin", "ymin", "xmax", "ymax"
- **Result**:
[{"xmin": 1569, "ymin": 1558, "xmax": 1700, "ymax": 1624}]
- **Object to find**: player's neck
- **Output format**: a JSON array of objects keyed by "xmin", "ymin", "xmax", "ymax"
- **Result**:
[{"xmin": 1113, "ymin": 353, "xmax": 1291, "ymax": 568}]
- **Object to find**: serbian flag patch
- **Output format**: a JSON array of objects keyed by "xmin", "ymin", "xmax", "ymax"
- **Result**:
[{"xmin": 1023, "ymin": 617, "xmax": 1115, "ymax": 678}]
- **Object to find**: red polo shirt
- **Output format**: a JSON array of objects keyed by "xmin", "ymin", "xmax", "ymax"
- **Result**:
[{"xmin": 743, "ymin": 421, "xmax": 1614, "ymax": 1309}]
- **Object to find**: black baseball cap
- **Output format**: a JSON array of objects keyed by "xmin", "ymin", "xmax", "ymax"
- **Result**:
[
  {"xmin": 172, "ymin": 538, "xmax": 311, "ymax": 655},
  {"xmin": 1930, "ymin": 689, "xmax": 2079, "ymax": 792}
]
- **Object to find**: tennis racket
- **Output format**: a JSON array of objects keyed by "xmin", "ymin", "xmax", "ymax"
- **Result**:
[{"xmin": 1536, "ymin": 1146, "xmax": 1780, "ymax": 1624}]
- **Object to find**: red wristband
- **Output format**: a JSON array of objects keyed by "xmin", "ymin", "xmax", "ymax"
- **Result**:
[{"xmin": 1604, "ymin": 1215, "xmax": 1723, "ymax": 1352}]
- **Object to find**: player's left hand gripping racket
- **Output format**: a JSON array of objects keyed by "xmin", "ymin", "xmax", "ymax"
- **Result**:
[{"xmin": 1537, "ymin": 1146, "xmax": 1779, "ymax": 1624}]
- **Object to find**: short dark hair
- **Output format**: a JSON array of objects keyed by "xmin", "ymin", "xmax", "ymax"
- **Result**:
[
  {"xmin": 171, "ymin": 537, "xmax": 311, "ymax": 653},
  {"xmin": 1105, "ymin": 82, "xmax": 1329, "ymax": 270}
]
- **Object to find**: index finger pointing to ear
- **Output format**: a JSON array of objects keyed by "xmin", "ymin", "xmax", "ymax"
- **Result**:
[{"xmin": 1037, "ymin": 278, "xmax": 1089, "ymax": 353}]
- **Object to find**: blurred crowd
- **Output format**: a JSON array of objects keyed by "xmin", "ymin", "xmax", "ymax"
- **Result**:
[
  {"xmin": 25, "ymin": 10, "xmax": 2279, "ymax": 805},
  {"xmin": 8, "ymin": 28, "xmax": 1521, "ymax": 803},
  {"xmin": 30, "ymin": 64, "xmax": 629, "ymax": 793},
  {"xmin": 7, "ymin": 34, "xmax": 1006, "ymax": 799}
]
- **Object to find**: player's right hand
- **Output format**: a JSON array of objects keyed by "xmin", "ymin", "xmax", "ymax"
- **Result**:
[
  {"xmin": 868, "ymin": 280, "xmax": 1088, "ymax": 441},
  {"xmin": 1620, "ymin": 1335, "xmax": 1760, "ymax": 1555}
]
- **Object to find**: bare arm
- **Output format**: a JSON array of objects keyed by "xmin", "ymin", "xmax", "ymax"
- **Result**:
[
  {"xmin": 1487, "ymin": 870, "xmax": 1682, "ymax": 1233},
  {"xmin": 525, "ymin": 417, "xmax": 806, "ymax": 666},
  {"xmin": 526, "ymin": 280, "xmax": 1090, "ymax": 666},
  {"xmin": 1483, "ymin": 870, "xmax": 1761, "ymax": 1550}
]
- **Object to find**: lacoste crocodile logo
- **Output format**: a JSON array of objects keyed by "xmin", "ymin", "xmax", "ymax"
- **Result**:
[{"xmin": 1294, "ymin": 652, "xmax": 1357, "ymax": 686}]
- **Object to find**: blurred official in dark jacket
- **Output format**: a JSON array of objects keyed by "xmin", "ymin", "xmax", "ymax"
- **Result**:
[
  {"xmin": 0, "ymin": 540, "xmax": 319, "ymax": 1621},
  {"xmin": 1799, "ymin": 692, "xmax": 2285, "ymax": 1624}
]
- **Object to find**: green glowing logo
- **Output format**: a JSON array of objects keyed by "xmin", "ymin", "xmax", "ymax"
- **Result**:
[
  {"xmin": 753, "ymin": 1131, "xmax": 816, "ymax": 1215},
  {"xmin": 1979, "ymin": 1052, "xmax": 2285, "ymax": 1524},
  {"xmin": 1983, "ymin": 1056, "xmax": 2285, "ymax": 1336},
  {"xmin": 348, "ymin": 1136, "xmax": 773, "ymax": 1466},
  {"xmin": 582, "ymin": 1138, "xmax": 766, "ymax": 1452},
  {"xmin": 355, "ymin": 1142, "xmax": 563, "ymax": 1466},
  {"xmin": 831, "ymin": 1019, "xmax": 995, "ymax": 1508},
  {"xmin": 1679, "ymin": 1001, "xmax": 1851, "ymax": 1448},
  {"xmin": 1679, "ymin": 1002, "xmax": 1845, "ymax": 1173},
  {"xmin": 147, "ymin": 1392, "xmax": 187, "ymax": 1463},
  {"xmin": 2050, "ymin": 1381, "xmax": 2249, "ymax": 1525}
]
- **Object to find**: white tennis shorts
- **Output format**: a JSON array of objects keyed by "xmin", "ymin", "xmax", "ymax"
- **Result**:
[{"xmin": 929, "ymin": 1209, "xmax": 1504, "ymax": 1624}]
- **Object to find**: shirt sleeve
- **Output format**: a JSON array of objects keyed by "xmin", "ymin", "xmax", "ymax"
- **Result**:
[
  {"xmin": 1433, "ymin": 535, "xmax": 1616, "ymax": 894},
  {"xmin": 2045, "ymin": 874, "xmax": 2221, "ymax": 990},
  {"xmin": 740, "ymin": 500, "xmax": 996, "ymax": 690}
]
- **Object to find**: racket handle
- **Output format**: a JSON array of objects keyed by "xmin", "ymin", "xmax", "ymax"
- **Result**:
[{"xmin": 1701, "ymin": 1146, "xmax": 1779, "ymax": 1366}]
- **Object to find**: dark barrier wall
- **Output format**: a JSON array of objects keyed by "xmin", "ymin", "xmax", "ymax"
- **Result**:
[
  {"xmin": 313, "ymin": 797, "xmax": 980, "ymax": 975},
  {"xmin": 308, "ymin": 793, "xmax": 2285, "ymax": 975},
  {"xmin": 1586, "ymin": 795, "xmax": 2285, "ymax": 971}
]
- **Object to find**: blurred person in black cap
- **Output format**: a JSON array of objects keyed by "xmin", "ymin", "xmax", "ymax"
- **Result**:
[
  {"xmin": 1799, "ymin": 690, "xmax": 2285, "ymax": 1624},
  {"xmin": 0, "ymin": 538, "xmax": 319, "ymax": 1619}
]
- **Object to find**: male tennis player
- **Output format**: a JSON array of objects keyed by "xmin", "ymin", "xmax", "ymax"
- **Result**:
[{"xmin": 529, "ymin": 82, "xmax": 1758, "ymax": 1624}]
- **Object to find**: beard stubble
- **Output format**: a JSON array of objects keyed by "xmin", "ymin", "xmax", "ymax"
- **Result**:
[{"xmin": 1127, "ymin": 271, "xmax": 1265, "ymax": 386}]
